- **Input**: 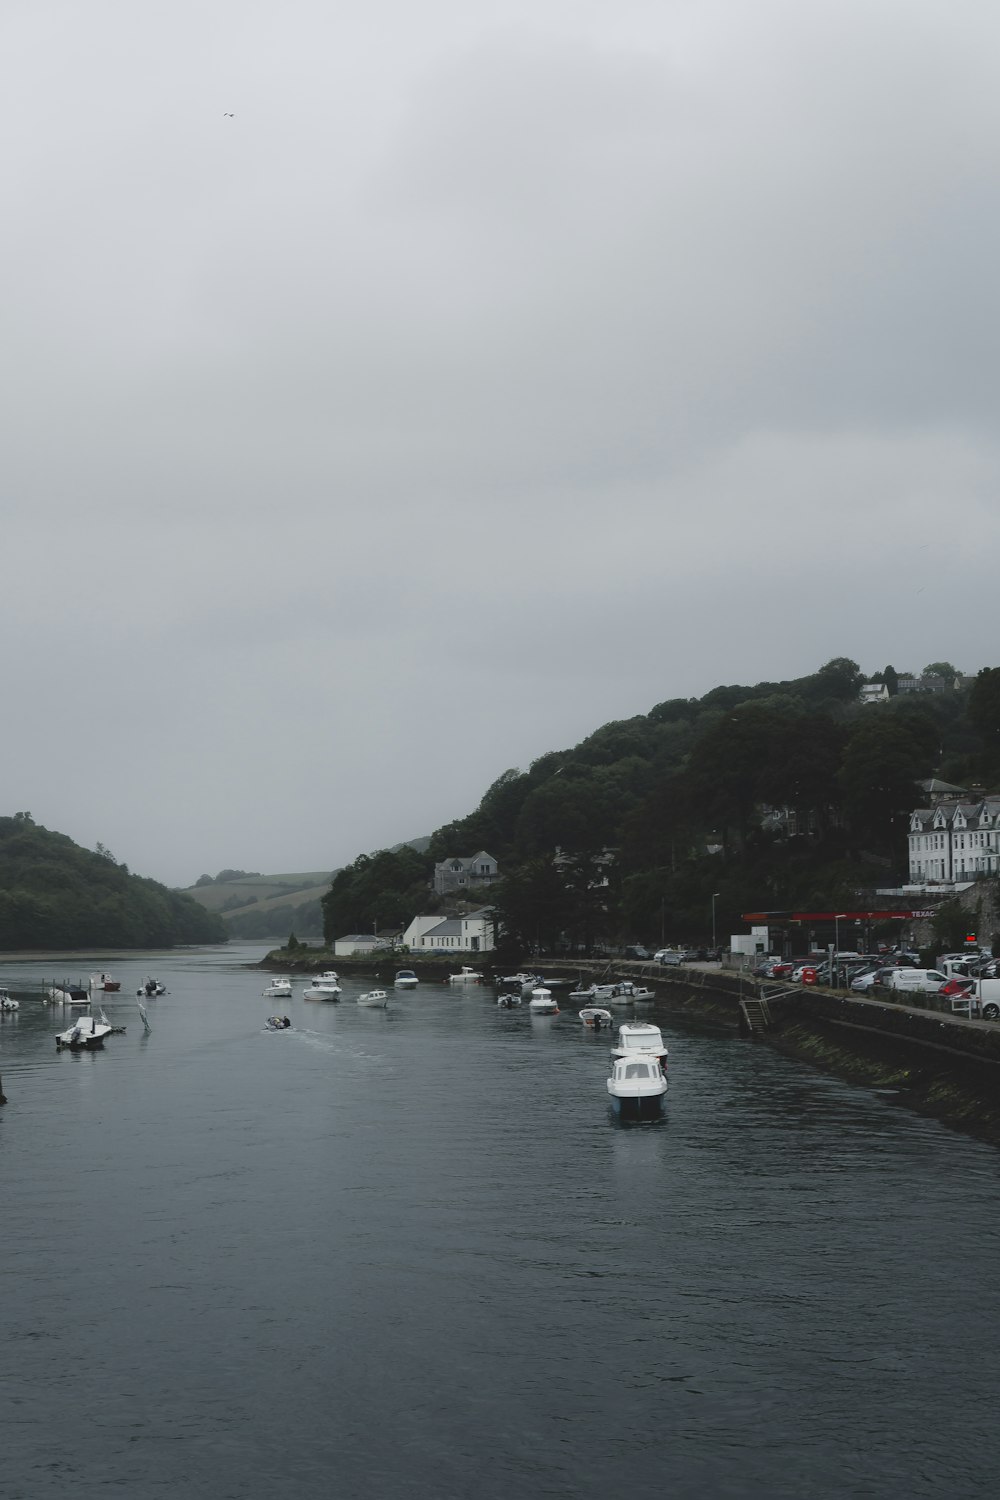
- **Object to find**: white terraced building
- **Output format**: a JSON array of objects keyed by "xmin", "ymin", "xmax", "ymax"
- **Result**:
[{"xmin": 908, "ymin": 795, "xmax": 1000, "ymax": 883}]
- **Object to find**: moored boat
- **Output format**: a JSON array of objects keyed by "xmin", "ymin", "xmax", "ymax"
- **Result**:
[
  {"xmin": 89, "ymin": 972, "xmax": 121, "ymax": 993},
  {"xmin": 394, "ymin": 970, "xmax": 419, "ymax": 988},
  {"xmin": 606, "ymin": 1056, "xmax": 668, "ymax": 1118},
  {"xmin": 56, "ymin": 1015, "xmax": 113, "ymax": 1049},
  {"xmin": 357, "ymin": 989, "xmax": 389, "ymax": 1008},
  {"xmin": 528, "ymin": 986, "xmax": 559, "ymax": 1014},
  {"xmin": 263, "ymin": 977, "xmax": 293, "ymax": 999},
  {"xmin": 303, "ymin": 975, "xmax": 341, "ymax": 1000},
  {"xmin": 448, "ymin": 967, "xmax": 481, "ymax": 983},
  {"xmin": 578, "ymin": 1006, "xmax": 613, "ymax": 1030},
  {"xmin": 611, "ymin": 1022, "xmax": 669, "ymax": 1069}
]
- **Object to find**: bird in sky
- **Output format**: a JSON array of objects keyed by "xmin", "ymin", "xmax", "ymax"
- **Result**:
[{"xmin": 223, "ymin": 112, "xmax": 235, "ymax": 117}]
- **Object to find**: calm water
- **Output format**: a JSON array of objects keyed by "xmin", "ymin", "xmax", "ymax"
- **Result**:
[{"xmin": 2, "ymin": 944, "xmax": 1000, "ymax": 1498}]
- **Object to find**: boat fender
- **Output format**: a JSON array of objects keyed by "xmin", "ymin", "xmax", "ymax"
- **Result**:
[{"xmin": 801, "ymin": 967, "xmax": 817, "ymax": 986}]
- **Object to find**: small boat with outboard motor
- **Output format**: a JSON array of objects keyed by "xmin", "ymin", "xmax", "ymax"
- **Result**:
[
  {"xmin": 578, "ymin": 1006, "xmax": 613, "ymax": 1030},
  {"xmin": 357, "ymin": 989, "xmax": 389, "ymax": 1008},
  {"xmin": 56, "ymin": 1014, "xmax": 113, "ymax": 1050},
  {"xmin": 264, "ymin": 1015, "xmax": 292, "ymax": 1030}
]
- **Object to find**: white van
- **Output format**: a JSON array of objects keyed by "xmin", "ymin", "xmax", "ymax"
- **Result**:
[{"xmin": 887, "ymin": 968, "xmax": 948, "ymax": 995}]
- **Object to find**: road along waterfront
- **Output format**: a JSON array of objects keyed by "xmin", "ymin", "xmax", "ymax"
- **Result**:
[{"xmin": 2, "ymin": 943, "xmax": 1000, "ymax": 1498}]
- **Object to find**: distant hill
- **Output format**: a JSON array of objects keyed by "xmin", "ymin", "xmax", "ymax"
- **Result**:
[
  {"xmin": 181, "ymin": 871, "xmax": 334, "ymax": 939},
  {"xmin": 0, "ymin": 814, "xmax": 227, "ymax": 949},
  {"xmin": 184, "ymin": 842, "xmax": 433, "ymax": 940}
]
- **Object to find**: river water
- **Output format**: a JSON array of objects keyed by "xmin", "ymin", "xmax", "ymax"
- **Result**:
[{"xmin": 2, "ymin": 944, "xmax": 1000, "ymax": 1499}]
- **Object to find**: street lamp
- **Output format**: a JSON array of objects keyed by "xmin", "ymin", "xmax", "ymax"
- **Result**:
[
  {"xmin": 834, "ymin": 913, "xmax": 846, "ymax": 987},
  {"xmin": 711, "ymin": 892, "xmax": 720, "ymax": 953}
]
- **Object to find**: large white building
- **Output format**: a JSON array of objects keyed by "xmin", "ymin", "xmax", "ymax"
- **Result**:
[
  {"xmin": 908, "ymin": 795, "xmax": 1000, "ymax": 883},
  {"xmin": 401, "ymin": 909, "xmax": 495, "ymax": 953}
]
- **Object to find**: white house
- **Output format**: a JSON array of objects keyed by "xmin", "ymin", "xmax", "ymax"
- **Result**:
[
  {"xmin": 402, "ymin": 909, "xmax": 495, "ymax": 953},
  {"xmin": 908, "ymin": 795, "xmax": 1000, "ymax": 884},
  {"xmin": 859, "ymin": 682, "xmax": 890, "ymax": 705},
  {"xmin": 333, "ymin": 933, "xmax": 384, "ymax": 957}
]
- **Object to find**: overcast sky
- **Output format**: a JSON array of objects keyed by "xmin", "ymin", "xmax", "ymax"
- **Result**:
[{"xmin": 3, "ymin": 0, "xmax": 999, "ymax": 888}]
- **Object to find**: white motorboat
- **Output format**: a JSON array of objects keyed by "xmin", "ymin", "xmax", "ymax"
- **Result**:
[
  {"xmin": 496, "ymin": 992, "xmax": 522, "ymax": 1007},
  {"xmin": 578, "ymin": 1006, "xmax": 613, "ymax": 1029},
  {"xmin": 606, "ymin": 1056, "xmax": 668, "ymax": 1118},
  {"xmin": 528, "ymin": 986, "xmax": 559, "ymax": 1014},
  {"xmin": 303, "ymin": 976, "xmax": 341, "ymax": 1000},
  {"xmin": 89, "ymin": 972, "xmax": 121, "ymax": 992},
  {"xmin": 611, "ymin": 981, "xmax": 655, "ymax": 1003},
  {"xmin": 569, "ymin": 983, "xmax": 617, "ymax": 1003},
  {"xmin": 448, "ymin": 967, "xmax": 481, "ymax": 983},
  {"xmin": 264, "ymin": 1015, "xmax": 292, "ymax": 1030},
  {"xmin": 394, "ymin": 970, "xmax": 419, "ymax": 988},
  {"xmin": 501, "ymin": 972, "xmax": 541, "ymax": 990},
  {"xmin": 611, "ymin": 1022, "xmax": 669, "ymax": 1069},
  {"xmin": 357, "ymin": 989, "xmax": 389, "ymax": 1008},
  {"xmin": 263, "ymin": 977, "xmax": 293, "ymax": 999},
  {"xmin": 1, "ymin": 988, "xmax": 19, "ymax": 1012},
  {"xmin": 56, "ymin": 1015, "xmax": 113, "ymax": 1049}
]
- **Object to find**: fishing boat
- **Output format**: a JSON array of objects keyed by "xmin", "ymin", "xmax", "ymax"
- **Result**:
[
  {"xmin": 357, "ymin": 989, "xmax": 389, "ymax": 1008},
  {"xmin": 606, "ymin": 1056, "xmax": 668, "ymax": 1118}
]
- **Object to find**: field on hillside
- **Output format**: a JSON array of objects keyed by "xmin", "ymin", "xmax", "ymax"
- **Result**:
[{"xmin": 181, "ymin": 873, "xmax": 333, "ymax": 914}]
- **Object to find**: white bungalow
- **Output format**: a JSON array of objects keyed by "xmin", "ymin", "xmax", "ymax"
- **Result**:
[{"xmin": 402, "ymin": 909, "xmax": 495, "ymax": 954}]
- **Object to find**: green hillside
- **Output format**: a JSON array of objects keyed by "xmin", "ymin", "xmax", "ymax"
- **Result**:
[
  {"xmin": 0, "ymin": 814, "xmax": 227, "ymax": 950},
  {"xmin": 319, "ymin": 659, "xmax": 1000, "ymax": 956}
]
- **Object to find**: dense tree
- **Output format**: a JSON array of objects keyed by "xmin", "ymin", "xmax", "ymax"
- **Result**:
[
  {"xmin": 0, "ymin": 817, "xmax": 225, "ymax": 949},
  {"xmin": 967, "ymin": 668, "xmax": 1000, "ymax": 773},
  {"xmin": 923, "ymin": 661, "xmax": 958, "ymax": 680},
  {"xmin": 839, "ymin": 713, "xmax": 938, "ymax": 856}
]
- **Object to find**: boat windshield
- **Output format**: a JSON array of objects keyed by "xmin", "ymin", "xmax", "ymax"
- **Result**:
[{"xmin": 624, "ymin": 1062, "xmax": 655, "ymax": 1078}]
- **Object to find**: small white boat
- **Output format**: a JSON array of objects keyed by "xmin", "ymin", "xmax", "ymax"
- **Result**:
[
  {"xmin": 89, "ymin": 972, "xmax": 121, "ymax": 993},
  {"xmin": 357, "ymin": 989, "xmax": 389, "ymax": 1008},
  {"xmin": 263, "ymin": 977, "xmax": 293, "ymax": 999},
  {"xmin": 448, "ymin": 967, "xmax": 481, "ymax": 983},
  {"xmin": 606, "ymin": 1056, "xmax": 668, "ymax": 1118},
  {"xmin": 139, "ymin": 977, "xmax": 166, "ymax": 997},
  {"xmin": 611, "ymin": 1022, "xmax": 669, "ymax": 1068},
  {"xmin": 56, "ymin": 1015, "xmax": 113, "ymax": 1049},
  {"xmin": 496, "ymin": 992, "xmax": 522, "ymax": 1007},
  {"xmin": 500, "ymin": 972, "xmax": 540, "ymax": 989},
  {"xmin": 528, "ymin": 986, "xmax": 559, "ymax": 1014},
  {"xmin": 394, "ymin": 970, "xmax": 419, "ymax": 988},
  {"xmin": 264, "ymin": 1015, "xmax": 292, "ymax": 1030},
  {"xmin": 1, "ymin": 988, "xmax": 19, "ymax": 1012},
  {"xmin": 579, "ymin": 1006, "xmax": 613, "ymax": 1029},
  {"xmin": 569, "ymin": 983, "xmax": 617, "ymax": 1003},
  {"xmin": 303, "ymin": 976, "xmax": 341, "ymax": 1000},
  {"xmin": 611, "ymin": 981, "xmax": 655, "ymax": 1003}
]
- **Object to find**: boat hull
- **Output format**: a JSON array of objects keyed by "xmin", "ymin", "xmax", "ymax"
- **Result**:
[{"xmin": 608, "ymin": 1091, "xmax": 666, "ymax": 1119}]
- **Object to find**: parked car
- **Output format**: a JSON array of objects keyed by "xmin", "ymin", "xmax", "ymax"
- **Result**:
[
  {"xmin": 851, "ymin": 966, "xmax": 896, "ymax": 992},
  {"xmin": 624, "ymin": 946, "xmax": 651, "ymax": 960},
  {"xmin": 656, "ymin": 949, "xmax": 683, "ymax": 966},
  {"xmin": 887, "ymin": 968, "xmax": 949, "ymax": 995}
]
